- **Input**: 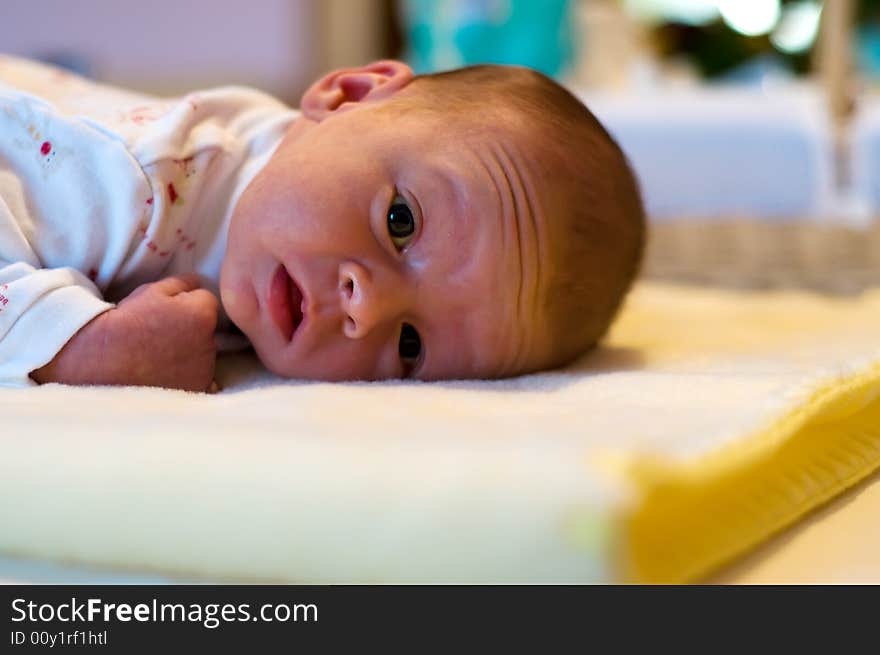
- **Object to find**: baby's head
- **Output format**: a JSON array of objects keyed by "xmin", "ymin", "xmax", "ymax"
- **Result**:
[{"xmin": 220, "ymin": 61, "xmax": 645, "ymax": 381}]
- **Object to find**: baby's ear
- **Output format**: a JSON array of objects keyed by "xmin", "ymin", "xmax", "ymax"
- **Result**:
[{"xmin": 300, "ymin": 60, "xmax": 414, "ymax": 121}]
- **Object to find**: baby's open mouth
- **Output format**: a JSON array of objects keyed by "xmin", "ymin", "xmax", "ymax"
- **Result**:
[{"xmin": 268, "ymin": 264, "xmax": 304, "ymax": 341}]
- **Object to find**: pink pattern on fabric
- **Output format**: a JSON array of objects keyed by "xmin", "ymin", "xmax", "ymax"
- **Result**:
[
  {"xmin": 2, "ymin": 97, "xmax": 73, "ymax": 178},
  {"xmin": 125, "ymin": 104, "xmax": 169, "ymax": 125}
]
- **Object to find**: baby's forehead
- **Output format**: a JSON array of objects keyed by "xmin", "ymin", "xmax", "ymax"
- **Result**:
[
  {"xmin": 413, "ymin": 118, "xmax": 535, "ymax": 181},
  {"xmin": 388, "ymin": 104, "xmax": 559, "ymax": 243}
]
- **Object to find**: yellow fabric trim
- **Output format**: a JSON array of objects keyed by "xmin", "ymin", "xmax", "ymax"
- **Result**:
[{"xmin": 621, "ymin": 361, "xmax": 880, "ymax": 584}]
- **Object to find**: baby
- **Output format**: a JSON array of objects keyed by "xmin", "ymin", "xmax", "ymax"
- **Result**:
[{"xmin": 0, "ymin": 55, "xmax": 644, "ymax": 391}]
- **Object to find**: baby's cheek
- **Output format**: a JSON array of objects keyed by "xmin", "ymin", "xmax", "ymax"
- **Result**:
[
  {"xmin": 220, "ymin": 287, "xmax": 243, "ymax": 312},
  {"xmin": 220, "ymin": 264, "xmax": 258, "ymax": 330}
]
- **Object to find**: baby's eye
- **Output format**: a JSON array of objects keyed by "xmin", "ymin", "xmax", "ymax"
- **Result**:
[
  {"xmin": 399, "ymin": 322, "xmax": 422, "ymax": 373},
  {"xmin": 387, "ymin": 196, "xmax": 416, "ymax": 250}
]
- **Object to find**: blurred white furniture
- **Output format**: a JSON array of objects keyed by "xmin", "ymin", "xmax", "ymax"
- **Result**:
[
  {"xmin": 580, "ymin": 84, "xmax": 835, "ymax": 220},
  {"xmin": 849, "ymin": 94, "xmax": 880, "ymax": 214}
]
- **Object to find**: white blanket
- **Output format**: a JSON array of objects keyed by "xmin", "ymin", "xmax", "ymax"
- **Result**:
[{"xmin": 2, "ymin": 282, "xmax": 879, "ymax": 583}]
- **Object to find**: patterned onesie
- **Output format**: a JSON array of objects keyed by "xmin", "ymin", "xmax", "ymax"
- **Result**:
[{"xmin": 0, "ymin": 55, "xmax": 298, "ymax": 387}]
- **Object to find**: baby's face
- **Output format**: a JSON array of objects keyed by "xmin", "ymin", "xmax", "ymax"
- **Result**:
[{"xmin": 221, "ymin": 92, "xmax": 552, "ymax": 380}]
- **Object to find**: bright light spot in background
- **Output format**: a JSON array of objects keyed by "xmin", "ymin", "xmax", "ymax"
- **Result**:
[
  {"xmin": 770, "ymin": 2, "xmax": 823, "ymax": 54},
  {"xmin": 623, "ymin": 0, "xmax": 720, "ymax": 26},
  {"xmin": 625, "ymin": 0, "xmax": 820, "ymax": 49},
  {"xmin": 718, "ymin": 0, "xmax": 782, "ymax": 36}
]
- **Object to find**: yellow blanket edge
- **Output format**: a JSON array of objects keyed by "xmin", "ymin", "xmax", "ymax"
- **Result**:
[{"xmin": 618, "ymin": 360, "xmax": 880, "ymax": 584}]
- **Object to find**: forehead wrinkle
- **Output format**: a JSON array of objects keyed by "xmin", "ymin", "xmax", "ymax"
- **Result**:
[
  {"xmin": 489, "ymin": 145, "xmax": 527, "ymax": 373},
  {"xmin": 416, "ymin": 162, "xmax": 482, "ymax": 378},
  {"xmin": 436, "ymin": 147, "xmax": 513, "ymax": 378},
  {"xmin": 497, "ymin": 142, "xmax": 541, "ymax": 313},
  {"xmin": 473, "ymin": 150, "xmax": 507, "ymax": 253},
  {"xmin": 492, "ymin": 142, "xmax": 543, "ymax": 375}
]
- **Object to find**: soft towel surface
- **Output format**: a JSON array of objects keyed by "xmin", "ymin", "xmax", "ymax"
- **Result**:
[{"xmin": 1, "ymin": 282, "xmax": 879, "ymax": 582}]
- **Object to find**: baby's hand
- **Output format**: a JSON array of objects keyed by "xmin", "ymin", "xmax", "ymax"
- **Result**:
[{"xmin": 31, "ymin": 274, "xmax": 219, "ymax": 392}]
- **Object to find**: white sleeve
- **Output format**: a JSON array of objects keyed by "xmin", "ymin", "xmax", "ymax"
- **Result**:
[
  {"xmin": 0, "ymin": 261, "xmax": 113, "ymax": 388},
  {"xmin": 0, "ymin": 88, "xmax": 151, "ymax": 388}
]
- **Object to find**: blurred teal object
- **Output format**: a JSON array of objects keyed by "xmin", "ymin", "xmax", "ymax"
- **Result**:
[
  {"xmin": 857, "ymin": 25, "xmax": 880, "ymax": 79},
  {"xmin": 400, "ymin": 0, "xmax": 576, "ymax": 78}
]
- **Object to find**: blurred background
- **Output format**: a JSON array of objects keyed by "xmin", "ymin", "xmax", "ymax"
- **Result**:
[{"xmin": 3, "ymin": 0, "xmax": 880, "ymax": 291}]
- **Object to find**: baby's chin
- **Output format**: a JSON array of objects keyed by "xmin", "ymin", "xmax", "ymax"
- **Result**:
[
  {"xmin": 252, "ymin": 356, "xmax": 343, "ymax": 382},
  {"xmin": 250, "ymin": 345, "xmax": 387, "ymax": 382}
]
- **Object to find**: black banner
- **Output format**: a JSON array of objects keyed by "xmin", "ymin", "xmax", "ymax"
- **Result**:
[{"xmin": 1, "ymin": 585, "xmax": 877, "ymax": 651}]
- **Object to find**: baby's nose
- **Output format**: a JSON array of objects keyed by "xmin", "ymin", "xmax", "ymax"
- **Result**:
[{"xmin": 338, "ymin": 261, "xmax": 407, "ymax": 339}]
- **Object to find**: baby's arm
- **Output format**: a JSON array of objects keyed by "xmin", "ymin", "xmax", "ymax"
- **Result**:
[
  {"xmin": 1, "ymin": 71, "xmax": 217, "ymax": 391},
  {"xmin": 30, "ymin": 275, "xmax": 219, "ymax": 392}
]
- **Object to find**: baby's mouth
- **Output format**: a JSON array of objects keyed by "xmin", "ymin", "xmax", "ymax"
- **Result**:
[{"xmin": 268, "ymin": 264, "xmax": 304, "ymax": 341}]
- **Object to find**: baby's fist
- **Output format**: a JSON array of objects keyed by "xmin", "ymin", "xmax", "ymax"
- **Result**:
[
  {"xmin": 32, "ymin": 274, "xmax": 220, "ymax": 392},
  {"xmin": 113, "ymin": 274, "xmax": 220, "ymax": 391}
]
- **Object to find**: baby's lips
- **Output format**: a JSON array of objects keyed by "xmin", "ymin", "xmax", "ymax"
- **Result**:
[
  {"xmin": 289, "ymin": 274, "xmax": 305, "ymax": 330},
  {"xmin": 267, "ymin": 264, "xmax": 294, "ymax": 340}
]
